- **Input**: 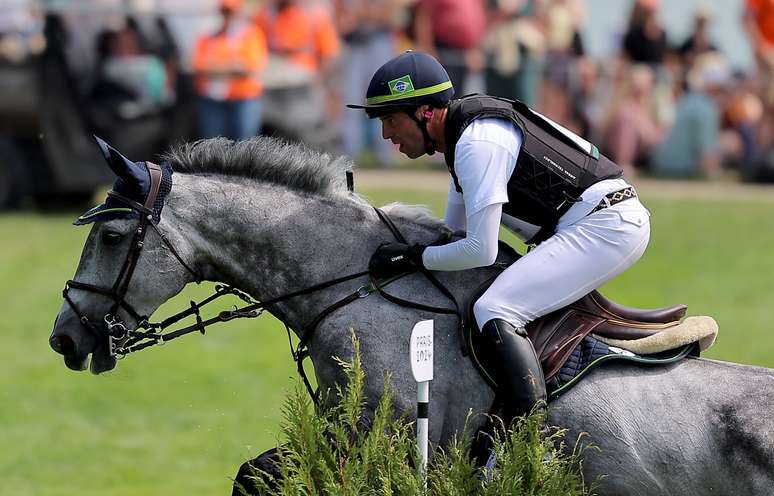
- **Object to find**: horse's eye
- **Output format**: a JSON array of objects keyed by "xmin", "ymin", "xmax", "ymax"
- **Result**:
[{"xmin": 101, "ymin": 231, "xmax": 124, "ymax": 246}]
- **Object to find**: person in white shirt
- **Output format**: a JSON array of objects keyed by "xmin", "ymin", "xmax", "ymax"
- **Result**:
[{"xmin": 348, "ymin": 51, "xmax": 650, "ymax": 421}]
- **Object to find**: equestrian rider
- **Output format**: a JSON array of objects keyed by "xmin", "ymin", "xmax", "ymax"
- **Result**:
[{"xmin": 347, "ymin": 51, "xmax": 651, "ymax": 421}]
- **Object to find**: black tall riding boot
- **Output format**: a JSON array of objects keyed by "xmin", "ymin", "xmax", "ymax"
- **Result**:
[{"xmin": 481, "ymin": 319, "xmax": 547, "ymax": 422}]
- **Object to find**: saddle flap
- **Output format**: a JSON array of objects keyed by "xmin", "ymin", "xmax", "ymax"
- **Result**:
[
  {"xmin": 464, "ymin": 264, "xmax": 689, "ymax": 388},
  {"xmin": 526, "ymin": 307, "xmax": 606, "ymax": 380}
]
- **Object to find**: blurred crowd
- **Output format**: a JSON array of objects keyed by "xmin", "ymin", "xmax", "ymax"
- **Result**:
[
  {"xmin": 2, "ymin": 0, "xmax": 774, "ymax": 182},
  {"xmin": 587, "ymin": 0, "xmax": 773, "ymax": 181},
  {"xmin": 189, "ymin": 0, "xmax": 774, "ymax": 180}
]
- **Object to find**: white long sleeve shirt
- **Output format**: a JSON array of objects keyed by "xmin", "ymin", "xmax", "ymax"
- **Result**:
[
  {"xmin": 422, "ymin": 117, "xmax": 633, "ymax": 271},
  {"xmin": 423, "ymin": 118, "xmax": 523, "ymax": 271}
]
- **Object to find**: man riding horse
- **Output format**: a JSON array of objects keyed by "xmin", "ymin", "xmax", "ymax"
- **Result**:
[
  {"xmin": 348, "ymin": 50, "xmax": 651, "ymax": 422},
  {"xmin": 49, "ymin": 90, "xmax": 772, "ymax": 496}
]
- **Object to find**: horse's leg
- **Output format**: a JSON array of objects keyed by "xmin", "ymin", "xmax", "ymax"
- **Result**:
[{"xmin": 232, "ymin": 447, "xmax": 284, "ymax": 496}]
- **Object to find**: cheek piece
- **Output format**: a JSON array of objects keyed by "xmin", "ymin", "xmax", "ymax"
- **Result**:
[{"xmin": 406, "ymin": 109, "xmax": 437, "ymax": 156}]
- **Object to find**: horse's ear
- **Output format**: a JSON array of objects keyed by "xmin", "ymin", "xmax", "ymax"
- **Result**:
[{"xmin": 94, "ymin": 135, "xmax": 138, "ymax": 179}]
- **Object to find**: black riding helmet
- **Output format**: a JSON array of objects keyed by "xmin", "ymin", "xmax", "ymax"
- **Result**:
[{"xmin": 347, "ymin": 50, "xmax": 454, "ymax": 155}]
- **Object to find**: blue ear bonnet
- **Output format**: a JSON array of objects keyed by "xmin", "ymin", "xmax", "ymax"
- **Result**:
[{"xmin": 74, "ymin": 137, "xmax": 173, "ymax": 226}]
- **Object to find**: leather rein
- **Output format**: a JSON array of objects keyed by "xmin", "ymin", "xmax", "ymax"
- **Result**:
[{"xmin": 62, "ymin": 169, "xmax": 461, "ymax": 403}]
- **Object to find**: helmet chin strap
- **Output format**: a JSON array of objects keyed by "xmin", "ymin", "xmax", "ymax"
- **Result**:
[{"xmin": 407, "ymin": 109, "xmax": 436, "ymax": 156}]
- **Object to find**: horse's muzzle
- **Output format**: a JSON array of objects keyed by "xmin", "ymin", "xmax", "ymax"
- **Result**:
[
  {"xmin": 50, "ymin": 311, "xmax": 98, "ymax": 372},
  {"xmin": 49, "ymin": 333, "xmax": 75, "ymax": 356}
]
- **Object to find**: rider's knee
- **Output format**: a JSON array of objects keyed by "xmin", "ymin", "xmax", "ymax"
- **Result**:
[
  {"xmin": 474, "ymin": 295, "xmax": 528, "ymax": 330},
  {"xmin": 473, "ymin": 295, "xmax": 493, "ymax": 328}
]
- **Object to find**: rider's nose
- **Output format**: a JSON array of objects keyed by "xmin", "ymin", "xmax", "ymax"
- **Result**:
[{"xmin": 50, "ymin": 334, "xmax": 75, "ymax": 356}]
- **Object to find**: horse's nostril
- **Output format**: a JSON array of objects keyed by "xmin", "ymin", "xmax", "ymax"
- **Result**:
[{"xmin": 50, "ymin": 334, "xmax": 75, "ymax": 356}]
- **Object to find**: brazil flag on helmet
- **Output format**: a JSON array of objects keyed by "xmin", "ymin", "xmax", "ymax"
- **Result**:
[{"xmin": 347, "ymin": 50, "xmax": 454, "ymax": 117}]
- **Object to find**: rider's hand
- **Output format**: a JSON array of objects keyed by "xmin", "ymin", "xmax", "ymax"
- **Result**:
[{"xmin": 369, "ymin": 243, "xmax": 426, "ymax": 279}]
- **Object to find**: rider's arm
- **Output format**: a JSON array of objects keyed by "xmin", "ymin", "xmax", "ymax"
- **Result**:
[
  {"xmin": 423, "ymin": 203, "xmax": 503, "ymax": 270},
  {"xmin": 422, "ymin": 119, "xmax": 522, "ymax": 270},
  {"xmin": 443, "ymin": 181, "xmax": 466, "ymax": 232}
]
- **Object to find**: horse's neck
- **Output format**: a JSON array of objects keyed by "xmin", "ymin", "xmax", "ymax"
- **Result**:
[{"xmin": 168, "ymin": 174, "xmax": 407, "ymax": 331}]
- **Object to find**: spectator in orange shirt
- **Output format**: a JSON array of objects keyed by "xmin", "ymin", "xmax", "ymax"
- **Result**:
[
  {"xmin": 192, "ymin": 0, "xmax": 267, "ymax": 140},
  {"xmin": 255, "ymin": 0, "xmax": 341, "ymax": 149},
  {"xmin": 744, "ymin": 0, "xmax": 774, "ymax": 149},
  {"xmin": 745, "ymin": 0, "xmax": 774, "ymax": 75},
  {"xmin": 257, "ymin": 0, "xmax": 340, "ymax": 74}
]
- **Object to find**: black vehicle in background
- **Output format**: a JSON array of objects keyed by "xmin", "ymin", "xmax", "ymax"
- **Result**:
[
  {"xmin": 0, "ymin": 6, "xmax": 194, "ymax": 209},
  {"xmin": 0, "ymin": 1, "xmax": 345, "ymax": 210}
]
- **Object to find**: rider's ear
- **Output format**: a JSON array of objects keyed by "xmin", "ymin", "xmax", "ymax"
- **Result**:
[
  {"xmin": 415, "ymin": 105, "xmax": 431, "ymax": 120},
  {"xmin": 93, "ymin": 135, "xmax": 139, "ymax": 180}
]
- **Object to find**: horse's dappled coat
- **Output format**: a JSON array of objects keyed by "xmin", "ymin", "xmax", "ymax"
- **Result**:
[{"xmin": 51, "ymin": 136, "xmax": 774, "ymax": 496}]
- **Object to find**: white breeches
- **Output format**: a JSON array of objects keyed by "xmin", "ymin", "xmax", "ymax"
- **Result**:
[{"xmin": 473, "ymin": 197, "xmax": 651, "ymax": 329}]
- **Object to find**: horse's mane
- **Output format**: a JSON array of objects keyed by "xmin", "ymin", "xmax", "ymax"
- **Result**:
[
  {"xmin": 162, "ymin": 136, "xmax": 448, "ymax": 232},
  {"xmin": 380, "ymin": 202, "xmax": 449, "ymax": 233},
  {"xmin": 162, "ymin": 136, "xmax": 351, "ymax": 197}
]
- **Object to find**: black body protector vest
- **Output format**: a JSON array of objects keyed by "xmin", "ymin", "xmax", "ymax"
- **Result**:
[{"xmin": 444, "ymin": 95, "xmax": 623, "ymax": 243}]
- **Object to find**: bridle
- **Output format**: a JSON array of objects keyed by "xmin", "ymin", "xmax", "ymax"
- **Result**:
[
  {"xmin": 62, "ymin": 162, "xmax": 203, "ymax": 356},
  {"xmin": 61, "ymin": 167, "xmax": 461, "ymax": 403}
]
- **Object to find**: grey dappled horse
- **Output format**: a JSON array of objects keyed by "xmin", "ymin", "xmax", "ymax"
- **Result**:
[{"xmin": 50, "ymin": 137, "xmax": 774, "ymax": 495}]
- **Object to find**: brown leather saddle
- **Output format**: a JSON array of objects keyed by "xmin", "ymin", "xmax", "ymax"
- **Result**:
[{"xmin": 466, "ymin": 281, "xmax": 687, "ymax": 388}]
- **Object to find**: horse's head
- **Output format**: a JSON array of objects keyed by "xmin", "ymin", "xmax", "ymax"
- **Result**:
[{"xmin": 50, "ymin": 138, "xmax": 197, "ymax": 374}]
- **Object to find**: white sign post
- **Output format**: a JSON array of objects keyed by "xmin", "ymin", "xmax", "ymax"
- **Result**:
[{"xmin": 410, "ymin": 319, "xmax": 434, "ymax": 483}]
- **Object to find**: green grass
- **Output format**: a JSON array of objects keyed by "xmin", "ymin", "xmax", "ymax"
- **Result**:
[{"xmin": 1, "ymin": 184, "xmax": 773, "ymax": 495}]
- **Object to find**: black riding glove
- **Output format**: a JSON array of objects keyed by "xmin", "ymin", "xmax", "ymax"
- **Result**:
[{"xmin": 369, "ymin": 243, "xmax": 426, "ymax": 279}]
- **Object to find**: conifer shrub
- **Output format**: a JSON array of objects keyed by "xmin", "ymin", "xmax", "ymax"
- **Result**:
[{"xmin": 241, "ymin": 333, "xmax": 596, "ymax": 495}]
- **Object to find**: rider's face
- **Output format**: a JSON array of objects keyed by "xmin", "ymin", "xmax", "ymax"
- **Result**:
[{"xmin": 379, "ymin": 110, "xmax": 426, "ymax": 159}]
